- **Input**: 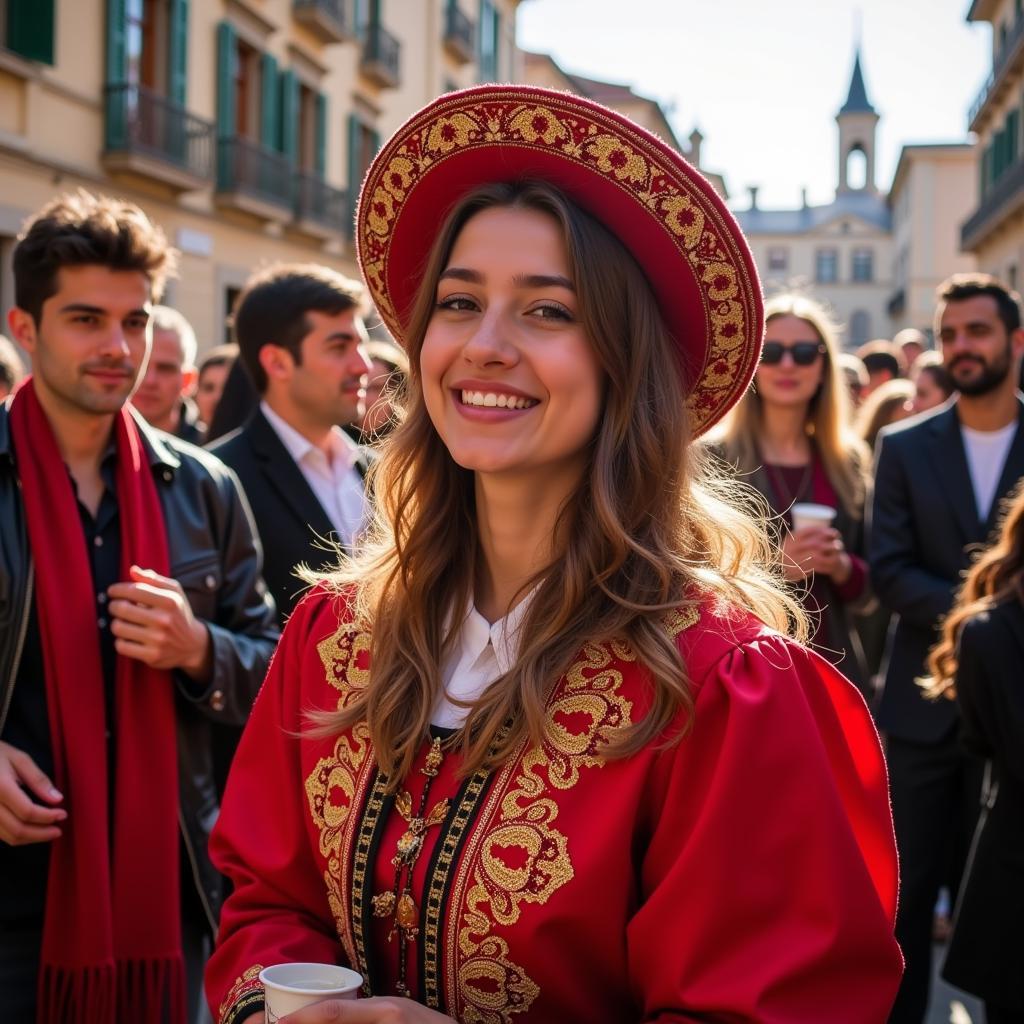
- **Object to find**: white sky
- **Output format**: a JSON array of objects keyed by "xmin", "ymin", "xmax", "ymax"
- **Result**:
[{"xmin": 516, "ymin": 0, "xmax": 991, "ymax": 210}]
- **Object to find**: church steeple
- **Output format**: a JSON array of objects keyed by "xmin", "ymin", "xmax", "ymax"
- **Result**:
[
  {"xmin": 839, "ymin": 51, "xmax": 877, "ymax": 116},
  {"xmin": 836, "ymin": 47, "xmax": 880, "ymax": 195}
]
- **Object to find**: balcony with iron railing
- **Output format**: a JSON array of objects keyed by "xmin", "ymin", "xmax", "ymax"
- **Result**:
[
  {"xmin": 360, "ymin": 21, "xmax": 401, "ymax": 89},
  {"xmin": 443, "ymin": 2, "xmax": 475, "ymax": 64},
  {"xmin": 103, "ymin": 83, "xmax": 214, "ymax": 191},
  {"xmin": 293, "ymin": 172, "xmax": 350, "ymax": 237},
  {"xmin": 292, "ymin": 0, "xmax": 354, "ymax": 44},
  {"xmin": 216, "ymin": 136, "xmax": 293, "ymax": 220},
  {"xmin": 961, "ymin": 157, "xmax": 1024, "ymax": 251},
  {"xmin": 969, "ymin": 16, "xmax": 1024, "ymax": 131}
]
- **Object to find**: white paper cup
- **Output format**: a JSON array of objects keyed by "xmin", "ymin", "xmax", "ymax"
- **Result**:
[
  {"xmin": 790, "ymin": 502, "xmax": 836, "ymax": 533},
  {"xmin": 260, "ymin": 963, "xmax": 362, "ymax": 1022}
]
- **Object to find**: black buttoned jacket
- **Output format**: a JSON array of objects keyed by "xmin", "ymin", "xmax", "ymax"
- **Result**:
[{"xmin": 0, "ymin": 402, "xmax": 280, "ymax": 931}]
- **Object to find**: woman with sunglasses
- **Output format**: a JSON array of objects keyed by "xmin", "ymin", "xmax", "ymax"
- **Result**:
[
  {"xmin": 205, "ymin": 88, "xmax": 901, "ymax": 1024},
  {"xmin": 711, "ymin": 294, "xmax": 873, "ymax": 691},
  {"xmin": 923, "ymin": 480, "xmax": 1024, "ymax": 1022}
]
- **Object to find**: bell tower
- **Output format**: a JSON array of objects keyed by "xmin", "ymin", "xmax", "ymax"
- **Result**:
[{"xmin": 836, "ymin": 49, "xmax": 879, "ymax": 195}]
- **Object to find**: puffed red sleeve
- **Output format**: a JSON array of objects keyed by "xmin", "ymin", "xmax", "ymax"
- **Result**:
[
  {"xmin": 205, "ymin": 590, "xmax": 345, "ymax": 1024},
  {"xmin": 628, "ymin": 632, "xmax": 902, "ymax": 1023}
]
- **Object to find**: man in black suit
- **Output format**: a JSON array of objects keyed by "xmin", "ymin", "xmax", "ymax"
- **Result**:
[
  {"xmin": 209, "ymin": 264, "xmax": 373, "ymax": 790},
  {"xmin": 870, "ymin": 273, "xmax": 1024, "ymax": 1023}
]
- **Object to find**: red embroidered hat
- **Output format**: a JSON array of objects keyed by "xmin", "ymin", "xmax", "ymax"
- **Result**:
[{"xmin": 355, "ymin": 85, "xmax": 763, "ymax": 436}]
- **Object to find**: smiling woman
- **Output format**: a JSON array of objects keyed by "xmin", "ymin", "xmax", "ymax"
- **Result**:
[{"xmin": 207, "ymin": 86, "xmax": 903, "ymax": 1024}]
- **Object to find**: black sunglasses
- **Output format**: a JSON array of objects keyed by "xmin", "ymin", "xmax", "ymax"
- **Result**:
[{"xmin": 760, "ymin": 341, "xmax": 826, "ymax": 366}]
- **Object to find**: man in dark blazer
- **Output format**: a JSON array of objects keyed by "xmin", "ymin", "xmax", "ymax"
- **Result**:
[
  {"xmin": 209, "ymin": 263, "xmax": 374, "ymax": 792},
  {"xmin": 870, "ymin": 273, "xmax": 1024, "ymax": 1023}
]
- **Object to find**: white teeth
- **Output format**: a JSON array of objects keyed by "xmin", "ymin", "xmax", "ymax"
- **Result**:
[{"xmin": 460, "ymin": 390, "xmax": 536, "ymax": 409}]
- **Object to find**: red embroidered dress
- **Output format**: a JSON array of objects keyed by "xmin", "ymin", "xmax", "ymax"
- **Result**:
[{"xmin": 207, "ymin": 589, "xmax": 902, "ymax": 1023}]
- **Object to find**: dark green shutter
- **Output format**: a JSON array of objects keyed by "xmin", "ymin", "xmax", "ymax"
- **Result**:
[
  {"xmin": 7, "ymin": 0, "xmax": 56, "ymax": 65},
  {"xmin": 491, "ymin": 8, "xmax": 501, "ymax": 79},
  {"xmin": 315, "ymin": 92, "xmax": 328, "ymax": 177},
  {"xmin": 216, "ymin": 21, "xmax": 237, "ymax": 190},
  {"xmin": 168, "ymin": 0, "xmax": 189, "ymax": 106},
  {"xmin": 104, "ymin": 0, "xmax": 128, "ymax": 149},
  {"xmin": 279, "ymin": 69, "xmax": 299, "ymax": 162},
  {"xmin": 347, "ymin": 113, "xmax": 361, "ymax": 221}
]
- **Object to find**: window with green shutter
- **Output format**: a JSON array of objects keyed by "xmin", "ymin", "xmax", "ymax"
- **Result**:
[
  {"xmin": 6, "ymin": 0, "xmax": 56, "ymax": 65},
  {"xmin": 478, "ymin": 0, "xmax": 498, "ymax": 82}
]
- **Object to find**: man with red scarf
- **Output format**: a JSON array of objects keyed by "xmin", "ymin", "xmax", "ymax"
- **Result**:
[{"xmin": 0, "ymin": 192, "xmax": 279, "ymax": 1024}]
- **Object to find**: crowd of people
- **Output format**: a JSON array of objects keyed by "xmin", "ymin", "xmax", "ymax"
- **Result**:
[{"xmin": 0, "ymin": 82, "xmax": 1020, "ymax": 1024}]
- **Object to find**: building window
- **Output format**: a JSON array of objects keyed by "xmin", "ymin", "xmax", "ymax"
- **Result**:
[
  {"xmin": 2, "ymin": 0, "xmax": 56, "ymax": 64},
  {"xmin": 850, "ymin": 310, "xmax": 871, "ymax": 348},
  {"xmin": 1009, "ymin": 264, "xmax": 1018, "ymax": 292},
  {"xmin": 852, "ymin": 248, "xmax": 874, "ymax": 283},
  {"xmin": 815, "ymin": 248, "xmax": 838, "ymax": 284},
  {"xmin": 126, "ymin": 0, "xmax": 171, "ymax": 92},
  {"xmin": 767, "ymin": 247, "xmax": 788, "ymax": 272}
]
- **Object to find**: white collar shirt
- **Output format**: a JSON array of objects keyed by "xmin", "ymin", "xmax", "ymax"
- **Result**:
[
  {"xmin": 260, "ymin": 400, "xmax": 367, "ymax": 548},
  {"xmin": 433, "ymin": 591, "xmax": 537, "ymax": 729}
]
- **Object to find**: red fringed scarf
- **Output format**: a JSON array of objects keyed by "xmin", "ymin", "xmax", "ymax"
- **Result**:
[{"xmin": 10, "ymin": 379, "xmax": 184, "ymax": 1024}]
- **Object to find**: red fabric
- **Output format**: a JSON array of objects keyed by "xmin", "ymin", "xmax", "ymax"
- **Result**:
[
  {"xmin": 208, "ymin": 590, "xmax": 902, "ymax": 1023},
  {"xmin": 10, "ymin": 379, "xmax": 184, "ymax": 1024}
]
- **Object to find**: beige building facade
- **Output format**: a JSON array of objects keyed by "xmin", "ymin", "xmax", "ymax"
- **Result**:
[
  {"xmin": 0, "ymin": 0, "xmax": 523, "ymax": 353},
  {"xmin": 888, "ymin": 143, "xmax": 978, "ymax": 334},
  {"xmin": 962, "ymin": 0, "xmax": 1024, "ymax": 288}
]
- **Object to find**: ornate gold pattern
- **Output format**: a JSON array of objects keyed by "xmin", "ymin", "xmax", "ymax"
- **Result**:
[
  {"xmin": 218, "ymin": 964, "xmax": 264, "ymax": 1024},
  {"xmin": 305, "ymin": 624, "xmax": 375, "ymax": 974},
  {"xmin": 446, "ymin": 607, "xmax": 700, "ymax": 1023},
  {"xmin": 356, "ymin": 88, "xmax": 760, "ymax": 436}
]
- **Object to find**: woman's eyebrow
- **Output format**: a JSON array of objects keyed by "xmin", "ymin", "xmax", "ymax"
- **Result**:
[
  {"xmin": 512, "ymin": 273, "xmax": 575, "ymax": 292},
  {"xmin": 438, "ymin": 267, "xmax": 482, "ymax": 284}
]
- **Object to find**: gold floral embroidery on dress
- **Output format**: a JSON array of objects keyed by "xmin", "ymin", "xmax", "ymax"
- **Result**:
[
  {"xmin": 305, "ymin": 623, "xmax": 375, "ymax": 973},
  {"xmin": 448, "ymin": 608, "xmax": 699, "ymax": 1023},
  {"xmin": 218, "ymin": 964, "xmax": 264, "ymax": 1024},
  {"xmin": 356, "ymin": 90, "xmax": 757, "ymax": 436}
]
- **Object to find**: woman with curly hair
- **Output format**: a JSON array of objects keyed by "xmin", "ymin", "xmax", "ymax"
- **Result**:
[
  {"xmin": 924, "ymin": 482, "xmax": 1024, "ymax": 1022},
  {"xmin": 206, "ymin": 87, "xmax": 901, "ymax": 1024}
]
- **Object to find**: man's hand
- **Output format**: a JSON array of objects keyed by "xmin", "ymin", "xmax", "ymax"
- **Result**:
[
  {"xmin": 108, "ymin": 565, "xmax": 212, "ymax": 680},
  {"xmin": 0, "ymin": 741, "xmax": 66, "ymax": 845},
  {"xmin": 280, "ymin": 997, "xmax": 457, "ymax": 1022}
]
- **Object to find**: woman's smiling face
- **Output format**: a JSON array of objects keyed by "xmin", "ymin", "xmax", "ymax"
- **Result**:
[{"xmin": 420, "ymin": 204, "xmax": 604, "ymax": 480}]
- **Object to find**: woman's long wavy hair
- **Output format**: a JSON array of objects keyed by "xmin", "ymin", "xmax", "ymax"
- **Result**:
[
  {"xmin": 314, "ymin": 180, "xmax": 806, "ymax": 784},
  {"xmin": 924, "ymin": 480, "xmax": 1024, "ymax": 699},
  {"xmin": 713, "ymin": 294, "xmax": 870, "ymax": 517}
]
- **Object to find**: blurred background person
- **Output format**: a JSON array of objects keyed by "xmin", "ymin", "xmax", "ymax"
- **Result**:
[
  {"xmin": 206, "ymin": 354, "xmax": 258, "ymax": 443},
  {"xmin": 857, "ymin": 377, "xmax": 916, "ymax": 451},
  {"xmin": 194, "ymin": 343, "xmax": 238, "ymax": 430},
  {"xmin": 854, "ymin": 377, "xmax": 915, "ymax": 691},
  {"xmin": 359, "ymin": 336, "xmax": 409, "ymax": 442},
  {"xmin": 910, "ymin": 350, "xmax": 955, "ymax": 414},
  {"xmin": 895, "ymin": 327, "xmax": 929, "ymax": 369},
  {"xmin": 0, "ymin": 335, "xmax": 26, "ymax": 400},
  {"xmin": 131, "ymin": 304, "xmax": 204, "ymax": 444},
  {"xmin": 857, "ymin": 338, "xmax": 907, "ymax": 397},
  {"xmin": 711, "ymin": 293, "xmax": 872, "ymax": 691},
  {"xmin": 924, "ymin": 479, "xmax": 1024, "ymax": 1024},
  {"xmin": 837, "ymin": 351, "xmax": 869, "ymax": 413}
]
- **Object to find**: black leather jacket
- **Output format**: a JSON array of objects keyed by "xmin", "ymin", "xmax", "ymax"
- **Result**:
[{"xmin": 0, "ymin": 403, "xmax": 279, "ymax": 931}]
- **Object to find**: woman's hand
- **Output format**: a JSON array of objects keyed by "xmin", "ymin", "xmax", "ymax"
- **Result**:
[
  {"xmin": 782, "ymin": 526, "xmax": 850, "ymax": 584},
  {"xmin": 280, "ymin": 997, "xmax": 457, "ymax": 1023}
]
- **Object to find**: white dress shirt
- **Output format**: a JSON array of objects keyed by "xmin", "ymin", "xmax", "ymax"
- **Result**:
[
  {"xmin": 260, "ymin": 400, "xmax": 367, "ymax": 547},
  {"xmin": 962, "ymin": 421, "xmax": 1018, "ymax": 522},
  {"xmin": 433, "ymin": 592, "xmax": 536, "ymax": 728}
]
